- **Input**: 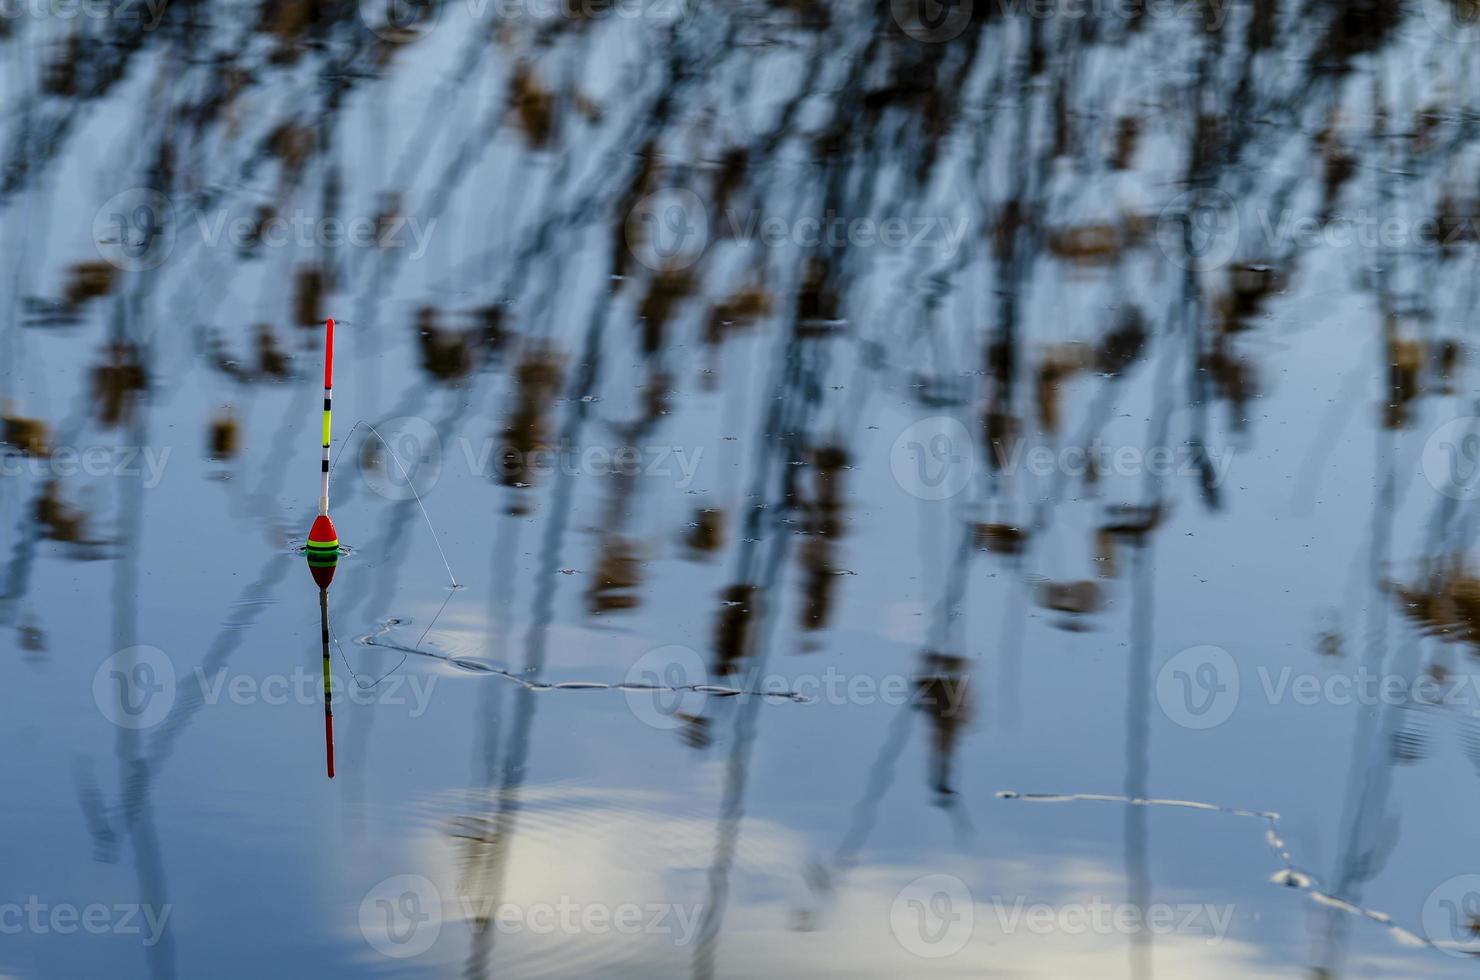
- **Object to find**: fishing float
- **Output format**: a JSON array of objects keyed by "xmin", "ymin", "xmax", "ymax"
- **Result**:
[
  {"xmin": 306, "ymin": 316, "xmax": 338, "ymax": 779},
  {"xmin": 306, "ymin": 317, "xmax": 339, "ymax": 588}
]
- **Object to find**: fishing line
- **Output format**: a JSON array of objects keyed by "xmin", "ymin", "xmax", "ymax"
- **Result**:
[
  {"xmin": 324, "ymin": 418, "xmax": 462, "ymax": 689},
  {"xmin": 330, "ymin": 419, "xmax": 460, "ymax": 589}
]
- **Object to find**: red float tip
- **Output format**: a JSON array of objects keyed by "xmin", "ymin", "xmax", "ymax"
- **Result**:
[
  {"xmin": 324, "ymin": 318, "xmax": 335, "ymax": 390},
  {"xmin": 308, "ymin": 514, "xmax": 338, "ymax": 543}
]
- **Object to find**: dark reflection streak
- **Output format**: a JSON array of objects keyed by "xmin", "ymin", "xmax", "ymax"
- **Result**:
[
  {"xmin": 795, "ymin": 496, "xmax": 972, "ymax": 916},
  {"xmin": 988, "ymin": 21, "xmax": 1049, "ymax": 728},
  {"xmin": 441, "ymin": 21, "xmax": 764, "ymax": 315},
  {"xmin": 458, "ymin": 513, "xmax": 518, "ymax": 980},
  {"xmin": 481, "ymin": 516, "xmax": 519, "ymax": 778},
  {"xmin": 1, "ymin": 41, "xmax": 30, "ymax": 373},
  {"xmin": 994, "ymin": 570, "xmax": 1029, "ymax": 731},
  {"xmin": 249, "ymin": 370, "xmax": 319, "ymax": 517},
  {"xmin": 1121, "ymin": 241, "xmax": 1187, "ymax": 980},
  {"xmin": 1124, "ymin": 544, "xmax": 1154, "ymax": 980},
  {"xmin": 132, "ymin": 210, "xmax": 307, "ymax": 767},
  {"xmin": 107, "ymin": 316, "xmax": 176, "ymax": 980},
  {"xmin": 349, "ymin": 66, "xmax": 516, "ymax": 346},
  {"xmin": 90, "ymin": 99, "xmax": 195, "ymax": 960},
  {"xmin": 693, "ymin": 507, "xmax": 789, "ymax": 980},
  {"xmin": 1318, "ymin": 420, "xmax": 1400, "ymax": 976},
  {"xmin": 830, "ymin": 705, "xmax": 914, "ymax": 878},
  {"xmin": 930, "ymin": 517, "xmax": 975, "ymax": 661},
  {"xmin": 0, "ymin": 350, "xmax": 96, "ymax": 622},
  {"xmin": 518, "ymin": 125, "xmax": 582, "ymax": 344},
  {"xmin": 385, "ymin": 13, "xmax": 501, "ymax": 200},
  {"xmin": 166, "ymin": 39, "xmax": 364, "ymax": 334},
  {"xmin": 693, "ymin": 244, "xmax": 813, "ymax": 980},
  {"xmin": 145, "ymin": 555, "xmax": 296, "ymax": 765},
  {"xmin": 1320, "ymin": 96, "xmax": 1403, "ymax": 967},
  {"xmin": 491, "ymin": 28, "xmax": 743, "ymax": 310},
  {"xmin": 85, "ymin": 503, "xmax": 296, "ymax": 967},
  {"xmin": 1033, "ymin": 379, "xmax": 1122, "ymax": 532},
  {"xmin": 461, "ymin": 300, "xmax": 613, "ymax": 980},
  {"xmin": 318, "ymin": 129, "xmax": 342, "ymax": 313},
  {"xmin": 695, "ymin": 164, "xmax": 850, "ymax": 980},
  {"xmin": 1290, "ymin": 336, "xmax": 1381, "ymax": 517},
  {"xmin": 705, "ymin": 11, "xmax": 993, "ymax": 945}
]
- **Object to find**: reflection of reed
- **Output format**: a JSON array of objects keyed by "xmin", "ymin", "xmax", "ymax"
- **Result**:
[
  {"xmin": 1318, "ymin": 106, "xmax": 1412, "ymax": 973},
  {"xmin": 458, "ymin": 300, "xmax": 617, "ymax": 980},
  {"xmin": 113, "ymin": 386, "xmax": 176, "ymax": 980}
]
